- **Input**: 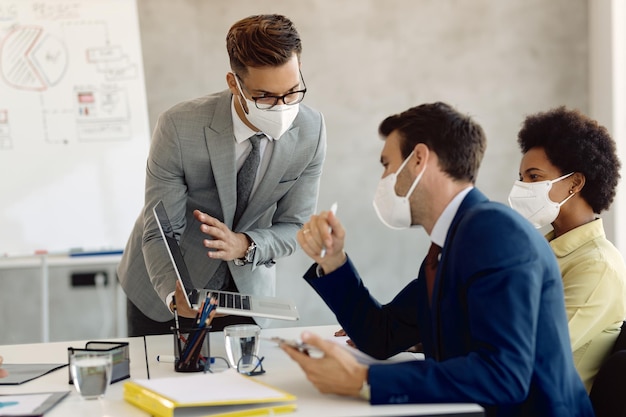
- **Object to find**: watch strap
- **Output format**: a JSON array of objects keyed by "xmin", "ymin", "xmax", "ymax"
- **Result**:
[{"xmin": 235, "ymin": 235, "xmax": 256, "ymax": 265}]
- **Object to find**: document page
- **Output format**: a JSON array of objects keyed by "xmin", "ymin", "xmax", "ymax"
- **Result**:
[
  {"xmin": 131, "ymin": 369, "xmax": 294, "ymax": 404},
  {"xmin": 331, "ymin": 336, "xmax": 425, "ymax": 363}
]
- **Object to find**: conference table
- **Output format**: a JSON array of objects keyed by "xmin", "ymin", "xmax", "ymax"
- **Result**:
[{"xmin": 0, "ymin": 325, "xmax": 485, "ymax": 416}]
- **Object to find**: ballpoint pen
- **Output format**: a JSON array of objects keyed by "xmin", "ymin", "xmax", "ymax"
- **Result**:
[
  {"xmin": 320, "ymin": 202, "xmax": 338, "ymax": 258},
  {"xmin": 0, "ymin": 401, "xmax": 19, "ymax": 408},
  {"xmin": 172, "ymin": 295, "xmax": 180, "ymax": 330}
]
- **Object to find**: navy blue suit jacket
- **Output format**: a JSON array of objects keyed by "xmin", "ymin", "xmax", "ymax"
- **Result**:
[{"xmin": 305, "ymin": 189, "xmax": 593, "ymax": 417}]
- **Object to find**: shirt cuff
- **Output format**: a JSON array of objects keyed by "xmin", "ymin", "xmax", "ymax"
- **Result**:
[
  {"xmin": 165, "ymin": 292, "xmax": 175, "ymax": 314},
  {"xmin": 359, "ymin": 380, "xmax": 371, "ymax": 401}
]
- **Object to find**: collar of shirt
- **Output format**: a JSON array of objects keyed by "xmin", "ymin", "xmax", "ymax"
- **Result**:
[
  {"xmin": 429, "ymin": 186, "xmax": 473, "ymax": 248},
  {"xmin": 231, "ymin": 96, "xmax": 274, "ymax": 144},
  {"xmin": 231, "ymin": 96, "xmax": 276, "ymax": 178},
  {"xmin": 546, "ymin": 217, "xmax": 604, "ymax": 257}
]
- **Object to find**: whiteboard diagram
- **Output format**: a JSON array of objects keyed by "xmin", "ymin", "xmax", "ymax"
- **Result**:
[
  {"xmin": 1, "ymin": 25, "xmax": 67, "ymax": 91},
  {"xmin": 0, "ymin": 12, "xmax": 144, "ymax": 145},
  {"xmin": 0, "ymin": 0, "xmax": 150, "ymax": 255}
]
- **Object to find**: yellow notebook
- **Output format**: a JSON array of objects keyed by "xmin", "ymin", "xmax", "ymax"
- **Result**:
[{"xmin": 123, "ymin": 369, "xmax": 297, "ymax": 417}]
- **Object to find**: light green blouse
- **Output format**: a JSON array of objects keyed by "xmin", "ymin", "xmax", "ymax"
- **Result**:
[{"xmin": 546, "ymin": 218, "xmax": 626, "ymax": 393}]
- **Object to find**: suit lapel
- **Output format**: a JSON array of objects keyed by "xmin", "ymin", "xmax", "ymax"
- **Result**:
[
  {"xmin": 433, "ymin": 189, "xmax": 488, "ymax": 304},
  {"xmin": 205, "ymin": 92, "xmax": 237, "ymax": 227},
  {"xmin": 430, "ymin": 188, "xmax": 489, "ymax": 355}
]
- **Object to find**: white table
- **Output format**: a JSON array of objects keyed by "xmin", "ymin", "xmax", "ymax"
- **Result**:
[{"xmin": 0, "ymin": 325, "xmax": 485, "ymax": 416}]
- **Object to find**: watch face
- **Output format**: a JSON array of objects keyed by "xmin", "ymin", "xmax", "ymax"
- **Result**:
[{"xmin": 245, "ymin": 242, "xmax": 256, "ymax": 262}]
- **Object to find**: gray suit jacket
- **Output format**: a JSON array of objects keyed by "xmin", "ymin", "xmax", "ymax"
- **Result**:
[{"xmin": 117, "ymin": 90, "xmax": 327, "ymax": 322}]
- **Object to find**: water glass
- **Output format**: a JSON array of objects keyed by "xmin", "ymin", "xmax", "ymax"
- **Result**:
[
  {"xmin": 223, "ymin": 324, "xmax": 260, "ymax": 373},
  {"xmin": 69, "ymin": 351, "xmax": 113, "ymax": 399}
]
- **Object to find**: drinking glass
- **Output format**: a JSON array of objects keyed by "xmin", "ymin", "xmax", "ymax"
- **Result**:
[
  {"xmin": 223, "ymin": 324, "xmax": 261, "ymax": 373},
  {"xmin": 69, "ymin": 351, "xmax": 112, "ymax": 399}
]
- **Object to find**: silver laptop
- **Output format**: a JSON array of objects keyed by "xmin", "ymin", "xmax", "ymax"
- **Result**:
[{"xmin": 153, "ymin": 200, "xmax": 299, "ymax": 321}]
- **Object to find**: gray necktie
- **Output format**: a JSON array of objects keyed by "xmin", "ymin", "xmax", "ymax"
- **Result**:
[
  {"xmin": 208, "ymin": 135, "xmax": 261, "ymax": 290},
  {"xmin": 233, "ymin": 134, "xmax": 261, "ymax": 228}
]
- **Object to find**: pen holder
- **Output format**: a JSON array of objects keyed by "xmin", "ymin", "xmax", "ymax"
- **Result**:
[
  {"xmin": 172, "ymin": 326, "xmax": 211, "ymax": 372},
  {"xmin": 68, "ymin": 341, "xmax": 130, "ymax": 384}
]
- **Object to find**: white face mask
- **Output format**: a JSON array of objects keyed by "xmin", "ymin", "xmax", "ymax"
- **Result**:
[
  {"xmin": 372, "ymin": 151, "xmax": 426, "ymax": 230},
  {"xmin": 234, "ymin": 76, "xmax": 300, "ymax": 140},
  {"xmin": 508, "ymin": 172, "xmax": 575, "ymax": 228}
]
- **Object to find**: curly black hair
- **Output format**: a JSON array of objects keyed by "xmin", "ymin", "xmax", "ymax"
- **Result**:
[{"xmin": 517, "ymin": 106, "xmax": 621, "ymax": 213}]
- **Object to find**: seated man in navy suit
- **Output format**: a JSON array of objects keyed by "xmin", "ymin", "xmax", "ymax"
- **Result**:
[{"xmin": 282, "ymin": 102, "xmax": 593, "ymax": 417}]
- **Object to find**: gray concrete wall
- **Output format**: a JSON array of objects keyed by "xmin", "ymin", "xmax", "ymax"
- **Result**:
[{"xmin": 0, "ymin": 0, "xmax": 588, "ymax": 342}]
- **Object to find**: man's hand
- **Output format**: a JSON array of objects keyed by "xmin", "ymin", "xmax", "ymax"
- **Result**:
[
  {"xmin": 170, "ymin": 281, "xmax": 226, "ymax": 320},
  {"xmin": 170, "ymin": 281, "xmax": 198, "ymax": 319},
  {"xmin": 297, "ymin": 208, "xmax": 346, "ymax": 275},
  {"xmin": 280, "ymin": 331, "xmax": 368, "ymax": 397},
  {"xmin": 0, "ymin": 356, "xmax": 8, "ymax": 379},
  {"xmin": 334, "ymin": 328, "xmax": 356, "ymax": 348},
  {"xmin": 194, "ymin": 210, "xmax": 248, "ymax": 261}
]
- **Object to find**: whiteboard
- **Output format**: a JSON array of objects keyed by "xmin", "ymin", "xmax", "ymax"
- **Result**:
[{"xmin": 0, "ymin": 0, "xmax": 149, "ymax": 255}]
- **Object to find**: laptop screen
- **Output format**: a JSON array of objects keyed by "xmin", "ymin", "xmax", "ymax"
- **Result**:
[{"xmin": 153, "ymin": 201, "xmax": 197, "ymax": 304}]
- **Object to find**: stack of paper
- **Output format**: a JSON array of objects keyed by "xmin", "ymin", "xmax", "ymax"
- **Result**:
[{"xmin": 124, "ymin": 369, "xmax": 296, "ymax": 417}]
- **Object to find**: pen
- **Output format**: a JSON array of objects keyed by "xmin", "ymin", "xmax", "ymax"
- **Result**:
[
  {"xmin": 182, "ymin": 328, "xmax": 208, "ymax": 366},
  {"xmin": 172, "ymin": 295, "xmax": 180, "ymax": 330},
  {"xmin": 0, "ymin": 401, "xmax": 19, "ymax": 408},
  {"xmin": 320, "ymin": 202, "xmax": 338, "ymax": 258},
  {"xmin": 180, "ymin": 296, "xmax": 212, "ymax": 365}
]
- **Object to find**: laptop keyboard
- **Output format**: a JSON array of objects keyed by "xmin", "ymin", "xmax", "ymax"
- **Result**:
[
  {"xmin": 214, "ymin": 291, "xmax": 251, "ymax": 311},
  {"xmin": 191, "ymin": 290, "xmax": 252, "ymax": 311}
]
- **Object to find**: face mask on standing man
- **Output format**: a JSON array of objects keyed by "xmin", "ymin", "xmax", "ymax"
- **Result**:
[{"xmin": 234, "ymin": 75, "xmax": 300, "ymax": 140}]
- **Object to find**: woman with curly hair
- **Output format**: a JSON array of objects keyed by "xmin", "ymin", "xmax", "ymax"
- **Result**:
[{"xmin": 508, "ymin": 106, "xmax": 626, "ymax": 392}]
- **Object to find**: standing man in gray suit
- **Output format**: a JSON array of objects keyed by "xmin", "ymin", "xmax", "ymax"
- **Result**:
[{"xmin": 117, "ymin": 14, "xmax": 327, "ymax": 336}]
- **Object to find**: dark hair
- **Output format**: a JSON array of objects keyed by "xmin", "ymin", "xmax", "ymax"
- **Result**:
[
  {"xmin": 378, "ymin": 102, "xmax": 486, "ymax": 183},
  {"xmin": 226, "ymin": 14, "xmax": 302, "ymax": 75},
  {"xmin": 517, "ymin": 106, "xmax": 621, "ymax": 213}
]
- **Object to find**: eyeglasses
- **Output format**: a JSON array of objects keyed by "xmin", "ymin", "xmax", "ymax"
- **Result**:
[
  {"xmin": 202, "ymin": 355, "xmax": 265, "ymax": 376},
  {"xmin": 235, "ymin": 72, "xmax": 306, "ymax": 110},
  {"xmin": 237, "ymin": 355, "xmax": 265, "ymax": 376}
]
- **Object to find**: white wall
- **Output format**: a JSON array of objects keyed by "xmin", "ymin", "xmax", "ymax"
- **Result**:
[
  {"xmin": 136, "ymin": 0, "xmax": 588, "ymax": 328},
  {"xmin": 589, "ymin": 0, "xmax": 626, "ymax": 253},
  {"xmin": 0, "ymin": 0, "xmax": 590, "ymax": 342}
]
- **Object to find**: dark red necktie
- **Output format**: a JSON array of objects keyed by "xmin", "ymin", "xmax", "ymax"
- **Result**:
[{"xmin": 425, "ymin": 243, "xmax": 442, "ymax": 305}]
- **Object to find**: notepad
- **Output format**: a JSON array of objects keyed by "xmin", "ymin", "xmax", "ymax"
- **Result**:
[
  {"xmin": 330, "ymin": 336, "xmax": 425, "ymax": 363},
  {"xmin": 124, "ymin": 369, "xmax": 296, "ymax": 417}
]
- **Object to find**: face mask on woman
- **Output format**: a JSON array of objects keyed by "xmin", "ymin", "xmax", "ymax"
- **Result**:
[
  {"xmin": 508, "ymin": 172, "xmax": 575, "ymax": 228},
  {"xmin": 372, "ymin": 151, "xmax": 426, "ymax": 230}
]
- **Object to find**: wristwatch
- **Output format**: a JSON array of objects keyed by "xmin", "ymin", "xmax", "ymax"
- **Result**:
[{"xmin": 234, "ymin": 236, "xmax": 256, "ymax": 266}]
